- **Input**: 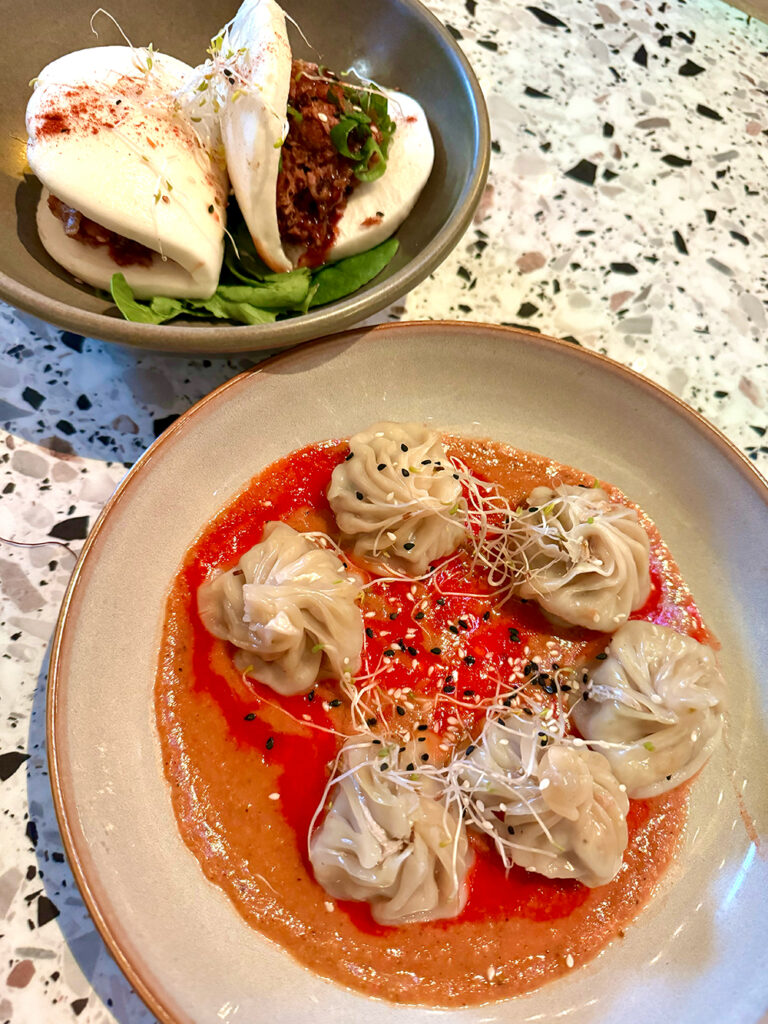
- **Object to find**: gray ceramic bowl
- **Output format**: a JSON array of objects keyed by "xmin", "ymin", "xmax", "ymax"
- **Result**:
[{"xmin": 0, "ymin": 0, "xmax": 489, "ymax": 354}]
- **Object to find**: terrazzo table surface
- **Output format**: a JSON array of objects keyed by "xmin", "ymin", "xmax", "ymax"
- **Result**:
[{"xmin": 1, "ymin": 0, "xmax": 767, "ymax": 1021}]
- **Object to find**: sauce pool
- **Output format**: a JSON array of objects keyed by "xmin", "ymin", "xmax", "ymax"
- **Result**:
[{"xmin": 156, "ymin": 436, "xmax": 698, "ymax": 1005}]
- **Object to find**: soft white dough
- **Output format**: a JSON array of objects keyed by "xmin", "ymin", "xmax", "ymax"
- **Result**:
[
  {"xmin": 328, "ymin": 90, "xmax": 434, "ymax": 261},
  {"xmin": 218, "ymin": 0, "xmax": 433, "ymax": 269},
  {"xmin": 572, "ymin": 620, "xmax": 726, "ymax": 798},
  {"xmin": 26, "ymin": 46, "xmax": 228, "ymax": 299},
  {"xmin": 459, "ymin": 714, "xmax": 630, "ymax": 888},
  {"xmin": 36, "ymin": 188, "xmax": 208, "ymax": 298},
  {"xmin": 327, "ymin": 421, "xmax": 466, "ymax": 576},
  {"xmin": 219, "ymin": 0, "xmax": 293, "ymax": 273},
  {"xmin": 197, "ymin": 521, "xmax": 363, "ymax": 695},
  {"xmin": 310, "ymin": 736, "xmax": 472, "ymax": 925}
]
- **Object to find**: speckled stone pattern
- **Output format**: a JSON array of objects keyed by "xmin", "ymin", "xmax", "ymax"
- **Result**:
[{"xmin": 1, "ymin": 0, "xmax": 767, "ymax": 1020}]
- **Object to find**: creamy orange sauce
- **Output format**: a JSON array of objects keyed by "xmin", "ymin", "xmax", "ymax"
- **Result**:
[{"xmin": 155, "ymin": 437, "xmax": 704, "ymax": 1005}]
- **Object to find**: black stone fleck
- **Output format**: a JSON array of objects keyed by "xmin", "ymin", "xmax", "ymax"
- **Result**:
[
  {"xmin": 679, "ymin": 59, "xmax": 705, "ymax": 76},
  {"xmin": 673, "ymin": 230, "xmax": 688, "ymax": 255},
  {"xmin": 526, "ymin": 5, "xmax": 569, "ymax": 28},
  {"xmin": 565, "ymin": 159, "xmax": 597, "ymax": 186},
  {"xmin": 49, "ymin": 516, "xmax": 89, "ymax": 541},
  {"xmin": 0, "ymin": 751, "xmax": 29, "ymax": 782},
  {"xmin": 37, "ymin": 895, "xmax": 60, "ymax": 927},
  {"xmin": 662, "ymin": 154, "xmax": 692, "ymax": 168}
]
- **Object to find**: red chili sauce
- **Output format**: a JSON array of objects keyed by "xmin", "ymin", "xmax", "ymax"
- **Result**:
[{"xmin": 156, "ymin": 436, "xmax": 708, "ymax": 1005}]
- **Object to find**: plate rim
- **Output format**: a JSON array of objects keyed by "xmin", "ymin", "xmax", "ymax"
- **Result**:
[
  {"xmin": 3, "ymin": 0, "xmax": 490, "ymax": 354},
  {"xmin": 46, "ymin": 320, "xmax": 768, "ymax": 1024}
]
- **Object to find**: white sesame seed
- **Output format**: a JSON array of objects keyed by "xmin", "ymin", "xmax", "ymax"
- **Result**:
[
  {"xmin": 410, "ymin": 585, "xmax": 417, "ymax": 595},
  {"xmin": 540, "ymin": 778, "xmax": 550, "ymax": 790},
  {"xmin": 324, "ymin": 901, "xmax": 334, "ymax": 911},
  {"xmin": 365, "ymin": 611, "xmax": 376, "ymax": 618},
  {"xmin": 269, "ymin": 792, "xmax": 280, "ymax": 801},
  {"xmin": 565, "ymin": 954, "xmax": 574, "ymax": 968},
  {"xmin": 486, "ymin": 966, "xmax": 496, "ymax": 981},
  {"xmin": 302, "ymin": 714, "xmax": 311, "ymax": 721}
]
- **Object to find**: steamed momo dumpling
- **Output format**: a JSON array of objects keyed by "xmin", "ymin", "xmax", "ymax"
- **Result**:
[
  {"xmin": 310, "ymin": 736, "xmax": 471, "ymax": 924},
  {"xmin": 514, "ymin": 485, "xmax": 651, "ymax": 631},
  {"xmin": 459, "ymin": 714, "xmax": 629, "ymax": 887},
  {"xmin": 572, "ymin": 621, "xmax": 726, "ymax": 798},
  {"xmin": 198, "ymin": 521, "xmax": 363, "ymax": 694},
  {"xmin": 327, "ymin": 422, "xmax": 466, "ymax": 575}
]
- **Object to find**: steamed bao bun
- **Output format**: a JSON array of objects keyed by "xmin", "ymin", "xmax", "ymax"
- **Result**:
[
  {"xmin": 220, "ymin": 0, "xmax": 434, "ymax": 272},
  {"xmin": 26, "ymin": 46, "xmax": 228, "ymax": 299}
]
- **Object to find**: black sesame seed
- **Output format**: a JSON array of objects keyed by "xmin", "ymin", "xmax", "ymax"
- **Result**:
[
  {"xmin": 421, "ymin": 753, "xmax": 430, "ymax": 761},
  {"xmin": 402, "ymin": 468, "xmax": 410, "ymax": 477},
  {"xmin": 509, "ymin": 628, "xmax": 520, "ymax": 643},
  {"xmin": 389, "ymin": 611, "xmax": 399, "ymax": 620},
  {"xmin": 415, "ymin": 611, "xmax": 425, "ymax": 620},
  {"xmin": 421, "ymin": 459, "xmax": 431, "ymax": 465},
  {"xmin": 449, "ymin": 625, "xmax": 459, "ymax": 634},
  {"xmin": 366, "ymin": 717, "xmax": 378, "ymax": 727},
  {"xmin": 666, "ymin": 774, "xmax": 672, "ymax": 781},
  {"xmin": 502, "ymin": 698, "xmax": 512, "ymax": 707},
  {"xmin": 418, "ymin": 736, "xmax": 426, "ymax": 742},
  {"xmin": 399, "ymin": 746, "xmax": 406, "ymax": 753},
  {"xmin": 465, "ymin": 744, "xmax": 476, "ymax": 756},
  {"xmin": 443, "ymin": 683, "xmax": 456, "ymax": 694},
  {"xmin": 365, "ymin": 627, "xmax": 374, "ymax": 638},
  {"xmin": 507, "ymin": 825, "xmax": 515, "ymax": 835},
  {"xmin": 407, "ymin": 646, "xmax": 418, "ymax": 656},
  {"xmin": 377, "ymin": 463, "xmax": 386, "ymax": 471},
  {"xmin": 345, "ymin": 451, "xmax": 354, "ymax": 460},
  {"xmin": 437, "ymin": 597, "xmax": 446, "ymax": 606},
  {"xmin": 560, "ymin": 684, "xmax": 572, "ymax": 692},
  {"xmin": 596, "ymin": 652, "xmax": 608, "ymax": 660},
  {"xmin": 552, "ymin": 663, "xmax": 560, "ymax": 670},
  {"xmin": 528, "ymin": 506, "xmax": 538, "ymax": 513},
  {"xmin": 328, "ymin": 698, "xmax": 343, "ymax": 708},
  {"xmin": 417, "ymin": 724, "xmax": 428, "ymax": 731},
  {"xmin": 401, "ymin": 443, "xmax": 409, "ymax": 452},
  {"xmin": 463, "ymin": 688, "xmax": 475, "ymax": 696},
  {"xmin": 582, "ymin": 673, "xmax": 589, "ymax": 683},
  {"xmin": 540, "ymin": 738, "xmax": 548, "ymax": 746},
  {"xmin": 207, "ymin": 203, "xmax": 214, "ymax": 213},
  {"xmin": 372, "ymin": 739, "xmax": 381, "ymax": 745},
  {"xmin": 458, "ymin": 618, "xmax": 469, "ymax": 630},
  {"xmin": 431, "ymin": 646, "xmax": 442, "ymax": 655},
  {"xmin": 406, "ymin": 762, "xmax": 415, "ymax": 771},
  {"xmin": 356, "ymin": 491, "xmax": 364, "ymax": 501},
  {"xmin": 307, "ymin": 690, "xmax": 315, "ymax": 702},
  {"xmin": 380, "ymin": 763, "xmax": 389, "ymax": 771},
  {"xmin": 453, "ymin": 473, "xmax": 459, "ymax": 480},
  {"xmin": 383, "ymin": 648, "xmax": 395, "ymax": 657},
  {"xmin": 523, "ymin": 707, "xmax": 534, "ymax": 716},
  {"xmin": 396, "ymin": 705, "xmax": 406, "ymax": 716},
  {"xmin": 244, "ymin": 712, "xmax": 256, "ymax": 721},
  {"xmin": 266, "ymin": 736, "xmax": 274, "ymax": 750},
  {"xmin": 483, "ymin": 611, "xmax": 491, "ymax": 621},
  {"xmin": 464, "ymin": 656, "xmax": 476, "ymax": 667},
  {"xmin": 397, "ymin": 639, "xmax": 406, "ymax": 651},
  {"xmin": 583, "ymin": 691, "xmax": 591, "ymax": 701},
  {"xmin": 403, "ymin": 542, "xmax": 415, "ymax": 550}
]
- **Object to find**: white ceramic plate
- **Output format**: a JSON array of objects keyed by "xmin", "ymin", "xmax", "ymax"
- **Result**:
[{"xmin": 49, "ymin": 323, "xmax": 768, "ymax": 1024}]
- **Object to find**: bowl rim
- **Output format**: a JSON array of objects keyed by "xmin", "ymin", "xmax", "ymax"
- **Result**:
[
  {"xmin": 2, "ymin": 0, "xmax": 490, "ymax": 354},
  {"xmin": 46, "ymin": 319, "xmax": 768, "ymax": 1024}
]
